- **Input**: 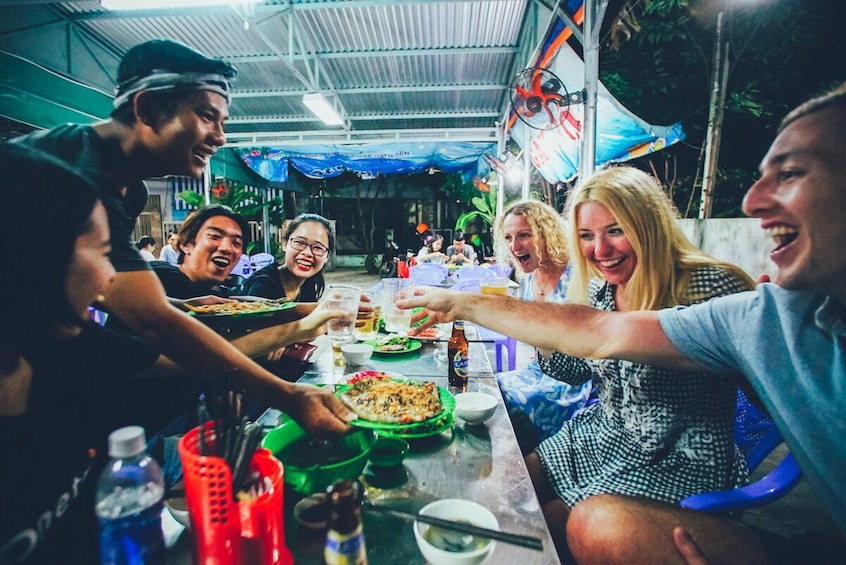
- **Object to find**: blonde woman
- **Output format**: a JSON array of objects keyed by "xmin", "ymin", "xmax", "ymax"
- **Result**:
[
  {"xmin": 493, "ymin": 200, "xmax": 592, "ymax": 452},
  {"xmin": 528, "ymin": 167, "xmax": 755, "ymax": 556}
]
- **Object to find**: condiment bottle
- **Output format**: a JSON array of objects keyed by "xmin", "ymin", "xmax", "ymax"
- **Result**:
[
  {"xmin": 324, "ymin": 480, "xmax": 368, "ymax": 565},
  {"xmin": 448, "ymin": 320, "xmax": 469, "ymax": 388}
]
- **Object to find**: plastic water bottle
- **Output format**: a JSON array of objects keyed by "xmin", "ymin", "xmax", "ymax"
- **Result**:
[{"xmin": 95, "ymin": 426, "xmax": 166, "ymax": 565}]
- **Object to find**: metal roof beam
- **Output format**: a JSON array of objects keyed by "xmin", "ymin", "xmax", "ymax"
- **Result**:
[
  {"xmin": 64, "ymin": 0, "xmax": 491, "ymax": 21},
  {"xmin": 227, "ymin": 110, "xmax": 499, "ymax": 125},
  {"xmin": 228, "ymin": 46, "xmax": 518, "ymax": 64},
  {"xmin": 224, "ymin": 127, "xmax": 499, "ymax": 146},
  {"xmin": 232, "ymin": 83, "xmax": 506, "ymax": 99}
]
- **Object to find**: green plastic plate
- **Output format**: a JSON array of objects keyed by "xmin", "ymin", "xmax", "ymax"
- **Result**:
[
  {"xmin": 365, "ymin": 338, "xmax": 423, "ymax": 355},
  {"xmin": 337, "ymin": 380, "xmax": 455, "ymax": 431}
]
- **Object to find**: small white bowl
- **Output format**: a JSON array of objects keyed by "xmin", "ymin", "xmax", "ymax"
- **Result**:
[
  {"xmin": 413, "ymin": 499, "xmax": 498, "ymax": 565},
  {"xmin": 453, "ymin": 392, "xmax": 498, "ymax": 425},
  {"xmin": 164, "ymin": 497, "xmax": 190, "ymax": 527},
  {"xmin": 341, "ymin": 343, "xmax": 373, "ymax": 365}
]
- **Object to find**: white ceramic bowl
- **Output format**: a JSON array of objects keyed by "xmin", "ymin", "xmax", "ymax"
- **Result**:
[
  {"xmin": 164, "ymin": 497, "xmax": 190, "ymax": 527},
  {"xmin": 413, "ymin": 499, "xmax": 498, "ymax": 565},
  {"xmin": 341, "ymin": 343, "xmax": 373, "ymax": 365},
  {"xmin": 453, "ymin": 392, "xmax": 498, "ymax": 425}
]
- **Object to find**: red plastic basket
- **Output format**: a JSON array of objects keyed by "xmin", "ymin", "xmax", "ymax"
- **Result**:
[{"xmin": 178, "ymin": 423, "xmax": 292, "ymax": 565}]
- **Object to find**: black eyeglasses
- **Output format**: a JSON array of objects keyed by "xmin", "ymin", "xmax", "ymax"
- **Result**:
[{"xmin": 288, "ymin": 237, "xmax": 329, "ymax": 257}]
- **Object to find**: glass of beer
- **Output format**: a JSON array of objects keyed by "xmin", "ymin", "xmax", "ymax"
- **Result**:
[
  {"xmin": 480, "ymin": 277, "xmax": 509, "ymax": 296},
  {"xmin": 355, "ymin": 290, "xmax": 381, "ymax": 341}
]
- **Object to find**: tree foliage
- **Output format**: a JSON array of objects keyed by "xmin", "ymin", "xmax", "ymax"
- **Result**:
[
  {"xmin": 601, "ymin": 0, "xmax": 843, "ymax": 217},
  {"xmin": 178, "ymin": 181, "xmax": 285, "ymax": 254}
]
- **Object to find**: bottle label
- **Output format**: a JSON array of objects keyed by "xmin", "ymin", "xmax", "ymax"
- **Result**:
[
  {"xmin": 98, "ymin": 501, "xmax": 165, "ymax": 565},
  {"xmin": 451, "ymin": 350, "xmax": 469, "ymax": 379},
  {"xmin": 324, "ymin": 525, "xmax": 368, "ymax": 564}
]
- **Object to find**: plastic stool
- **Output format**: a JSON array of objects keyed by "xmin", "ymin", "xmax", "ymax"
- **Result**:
[{"xmin": 477, "ymin": 325, "xmax": 517, "ymax": 372}]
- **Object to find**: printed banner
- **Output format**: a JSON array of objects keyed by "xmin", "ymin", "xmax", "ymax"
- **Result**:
[{"xmin": 239, "ymin": 142, "xmax": 495, "ymax": 182}]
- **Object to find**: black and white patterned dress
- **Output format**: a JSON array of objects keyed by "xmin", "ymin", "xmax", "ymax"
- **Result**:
[{"xmin": 535, "ymin": 266, "xmax": 750, "ymax": 506}]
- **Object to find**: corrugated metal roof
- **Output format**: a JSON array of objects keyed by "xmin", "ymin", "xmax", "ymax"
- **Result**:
[{"xmin": 0, "ymin": 0, "xmax": 554, "ymax": 145}]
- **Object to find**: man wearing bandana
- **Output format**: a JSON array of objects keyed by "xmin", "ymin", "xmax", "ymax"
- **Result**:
[{"xmin": 11, "ymin": 40, "xmax": 354, "ymax": 436}]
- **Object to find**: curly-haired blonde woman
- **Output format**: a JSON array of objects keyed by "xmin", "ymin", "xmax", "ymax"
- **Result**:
[{"xmin": 493, "ymin": 200, "xmax": 592, "ymax": 452}]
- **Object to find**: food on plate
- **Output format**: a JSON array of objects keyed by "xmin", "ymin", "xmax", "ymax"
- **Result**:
[
  {"xmin": 340, "ymin": 378, "xmax": 444, "ymax": 424},
  {"xmin": 411, "ymin": 327, "xmax": 440, "ymax": 339},
  {"xmin": 184, "ymin": 298, "xmax": 288, "ymax": 315},
  {"xmin": 345, "ymin": 370, "xmax": 397, "ymax": 385},
  {"xmin": 376, "ymin": 334, "xmax": 410, "ymax": 352}
]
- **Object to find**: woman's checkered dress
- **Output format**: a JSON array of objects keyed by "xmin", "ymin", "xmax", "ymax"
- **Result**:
[{"xmin": 535, "ymin": 266, "xmax": 750, "ymax": 506}]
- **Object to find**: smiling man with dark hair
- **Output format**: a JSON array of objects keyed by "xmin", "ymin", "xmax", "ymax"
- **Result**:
[{"xmin": 11, "ymin": 39, "xmax": 353, "ymax": 436}]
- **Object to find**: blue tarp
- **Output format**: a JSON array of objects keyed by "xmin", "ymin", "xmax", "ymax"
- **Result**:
[{"xmin": 239, "ymin": 141, "xmax": 495, "ymax": 182}]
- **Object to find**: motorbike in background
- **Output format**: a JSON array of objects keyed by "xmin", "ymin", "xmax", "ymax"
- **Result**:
[{"xmin": 377, "ymin": 239, "xmax": 404, "ymax": 278}]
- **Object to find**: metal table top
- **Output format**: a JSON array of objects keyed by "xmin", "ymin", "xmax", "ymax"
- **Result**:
[{"xmin": 171, "ymin": 329, "xmax": 560, "ymax": 564}]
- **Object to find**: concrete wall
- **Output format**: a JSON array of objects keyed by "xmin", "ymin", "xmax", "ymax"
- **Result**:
[{"xmin": 677, "ymin": 218, "xmax": 775, "ymax": 279}]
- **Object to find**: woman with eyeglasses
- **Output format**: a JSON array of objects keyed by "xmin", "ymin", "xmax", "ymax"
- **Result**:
[{"xmin": 243, "ymin": 213, "xmax": 334, "ymax": 302}]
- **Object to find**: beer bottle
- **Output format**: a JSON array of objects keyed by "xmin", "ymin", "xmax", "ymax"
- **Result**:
[
  {"xmin": 324, "ymin": 480, "xmax": 368, "ymax": 565},
  {"xmin": 447, "ymin": 320, "xmax": 469, "ymax": 388}
]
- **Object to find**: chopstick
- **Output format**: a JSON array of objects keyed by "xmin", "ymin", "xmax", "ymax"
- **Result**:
[
  {"xmin": 430, "ymin": 339, "xmax": 497, "ymax": 344},
  {"xmin": 362, "ymin": 503, "xmax": 544, "ymax": 552}
]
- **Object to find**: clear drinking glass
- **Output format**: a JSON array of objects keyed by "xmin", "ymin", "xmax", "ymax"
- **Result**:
[
  {"xmin": 381, "ymin": 278, "xmax": 415, "ymax": 334},
  {"xmin": 325, "ymin": 284, "xmax": 360, "ymax": 366}
]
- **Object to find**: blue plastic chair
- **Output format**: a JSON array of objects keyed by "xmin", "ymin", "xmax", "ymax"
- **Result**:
[
  {"xmin": 488, "ymin": 262, "xmax": 513, "ymax": 279},
  {"xmin": 233, "ymin": 254, "xmax": 253, "ymax": 278},
  {"xmin": 87, "ymin": 306, "xmax": 108, "ymax": 327},
  {"xmin": 250, "ymin": 252, "xmax": 276, "ymax": 271},
  {"xmin": 452, "ymin": 264, "xmax": 498, "ymax": 282},
  {"xmin": 679, "ymin": 391, "xmax": 803, "ymax": 513},
  {"xmin": 409, "ymin": 263, "xmax": 449, "ymax": 286},
  {"xmin": 450, "ymin": 279, "xmax": 517, "ymax": 372}
]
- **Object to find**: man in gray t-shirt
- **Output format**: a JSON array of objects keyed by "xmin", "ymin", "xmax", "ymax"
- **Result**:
[
  {"xmin": 445, "ymin": 230, "xmax": 477, "ymax": 266},
  {"xmin": 399, "ymin": 83, "xmax": 846, "ymax": 564}
]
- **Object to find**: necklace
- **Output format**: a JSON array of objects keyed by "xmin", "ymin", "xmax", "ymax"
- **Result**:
[{"xmin": 535, "ymin": 276, "xmax": 553, "ymax": 297}]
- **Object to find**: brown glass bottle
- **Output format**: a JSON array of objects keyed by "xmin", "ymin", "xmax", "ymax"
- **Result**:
[
  {"xmin": 447, "ymin": 320, "xmax": 469, "ymax": 388},
  {"xmin": 324, "ymin": 480, "xmax": 368, "ymax": 565}
]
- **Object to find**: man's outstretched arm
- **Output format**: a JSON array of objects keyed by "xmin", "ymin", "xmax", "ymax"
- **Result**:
[
  {"xmin": 398, "ymin": 287, "xmax": 703, "ymax": 371},
  {"xmin": 103, "ymin": 269, "xmax": 353, "ymax": 434}
]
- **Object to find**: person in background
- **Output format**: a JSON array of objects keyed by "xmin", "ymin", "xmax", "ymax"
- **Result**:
[
  {"xmin": 0, "ymin": 144, "xmax": 202, "ymax": 564},
  {"xmin": 10, "ymin": 38, "xmax": 352, "ymax": 435},
  {"xmin": 399, "ymin": 84, "xmax": 846, "ymax": 564},
  {"xmin": 158, "ymin": 230, "xmax": 179, "ymax": 266},
  {"xmin": 416, "ymin": 233, "xmax": 447, "ymax": 264},
  {"xmin": 135, "ymin": 235, "xmax": 156, "ymax": 261},
  {"xmin": 243, "ymin": 213, "xmax": 334, "ymax": 302},
  {"xmin": 445, "ymin": 230, "xmax": 477, "ymax": 266},
  {"xmin": 492, "ymin": 200, "xmax": 592, "ymax": 453}
]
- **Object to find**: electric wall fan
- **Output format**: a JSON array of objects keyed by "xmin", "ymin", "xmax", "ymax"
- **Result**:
[{"xmin": 510, "ymin": 67, "xmax": 571, "ymax": 130}]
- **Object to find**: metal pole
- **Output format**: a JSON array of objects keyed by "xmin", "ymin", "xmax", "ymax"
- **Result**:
[
  {"xmin": 204, "ymin": 162, "xmax": 211, "ymax": 205},
  {"xmin": 262, "ymin": 199, "xmax": 270, "ymax": 253},
  {"xmin": 496, "ymin": 122, "xmax": 506, "ymax": 218},
  {"xmin": 522, "ymin": 126, "xmax": 531, "ymax": 199},
  {"xmin": 580, "ymin": 0, "xmax": 600, "ymax": 182},
  {"xmin": 700, "ymin": 10, "xmax": 728, "ymax": 219}
]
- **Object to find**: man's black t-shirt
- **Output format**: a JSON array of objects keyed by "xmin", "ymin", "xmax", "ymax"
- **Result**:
[{"xmin": 11, "ymin": 125, "xmax": 150, "ymax": 274}]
